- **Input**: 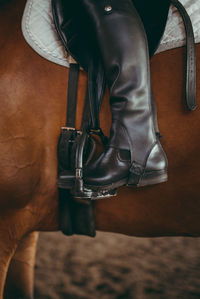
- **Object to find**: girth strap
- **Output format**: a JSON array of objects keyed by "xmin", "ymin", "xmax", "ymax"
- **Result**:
[{"xmin": 171, "ymin": 0, "xmax": 197, "ymax": 110}]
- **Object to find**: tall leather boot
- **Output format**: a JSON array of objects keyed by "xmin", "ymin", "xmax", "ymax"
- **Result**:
[{"xmin": 82, "ymin": 0, "xmax": 168, "ymax": 190}]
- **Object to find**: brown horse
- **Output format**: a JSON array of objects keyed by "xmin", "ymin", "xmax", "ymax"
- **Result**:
[{"xmin": 0, "ymin": 0, "xmax": 200, "ymax": 298}]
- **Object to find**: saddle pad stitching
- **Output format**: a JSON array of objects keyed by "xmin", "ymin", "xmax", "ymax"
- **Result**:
[
  {"xmin": 22, "ymin": 0, "xmax": 200, "ymax": 67},
  {"xmin": 23, "ymin": 0, "xmax": 70, "ymax": 65}
]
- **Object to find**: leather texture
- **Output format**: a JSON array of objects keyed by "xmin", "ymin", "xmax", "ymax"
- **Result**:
[
  {"xmin": 171, "ymin": 0, "xmax": 196, "ymax": 110},
  {"xmin": 52, "ymin": 0, "xmax": 197, "ymax": 112},
  {"xmin": 23, "ymin": 0, "xmax": 200, "ymax": 69},
  {"xmin": 133, "ymin": 0, "xmax": 170, "ymax": 57},
  {"xmin": 52, "ymin": 0, "xmax": 170, "ymax": 72},
  {"xmin": 80, "ymin": 0, "xmax": 168, "ymax": 188},
  {"xmin": 59, "ymin": 189, "xmax": 96, "ymax": 236},
  {"xmin": 51, "ymin": 0, "xmax": 196, "ymax": 237},
  {"xmin": 52, "ymin": 0, "xmax": 97, "ymax": 71}
]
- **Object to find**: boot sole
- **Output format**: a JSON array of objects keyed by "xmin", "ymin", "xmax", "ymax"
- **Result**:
[
  {"xmin": 136, "ymin": 171, "xmax": 168, "ymax": 187},
  {"xmin": 85, "ymin": 170, "xmax": 168, "ymax": 192}
]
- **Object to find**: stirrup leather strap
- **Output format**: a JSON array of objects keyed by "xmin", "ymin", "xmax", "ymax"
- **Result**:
[{"xmin": 171, "ymin": 0, "xmax": 197, "ymax": 110}]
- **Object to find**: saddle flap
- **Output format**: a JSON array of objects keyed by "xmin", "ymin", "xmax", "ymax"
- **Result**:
[
  {"xmin": 52, "ymin": 0, "xmax": 99, "ymax": 70},
  {"xmin": 133, "ymin": 0, "xmax": 171, "ymax": 56}
]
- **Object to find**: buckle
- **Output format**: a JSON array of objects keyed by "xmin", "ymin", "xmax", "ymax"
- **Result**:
[
  {"xmin": 76, "ymin": 168, "xmax": 82, "ymax": 179},
  {"xmin": 89, "ymin": 128, "xmax": 102, "ymax": 135},
  {"xmin": 89, "ymin": 127, "xmax": 108, "ymax": 145},
  {"xmin": 61, "ymin": 127, "xmax": 82, "ymax": 135},
  {"xmin": 61, "ymin": 126, "xmax": 76, "ymax": 131}
]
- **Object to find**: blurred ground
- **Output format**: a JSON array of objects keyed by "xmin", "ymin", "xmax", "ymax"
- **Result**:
[{"xmin": 35, "ymin": 232, "xmax": 200, "ymax": 299}]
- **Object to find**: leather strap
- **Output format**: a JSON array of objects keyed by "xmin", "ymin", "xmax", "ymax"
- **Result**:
[
  {"xmin": 59, "ymin": 189, "xmax": 96, "ymax": 237},
  {"xmin": 87, "ymin": 59, "xmax": 106, "ymax": 130},
  {"xmin": 88, "ymin": 60, "xmax": 99, "ymax": 130},
  {"xmin": 66, "ymin": 63, "xmax": 79, "ymax": 128},
  {"xmin": 58, "ymin": 60, "xmax": 106, "ymax": 237},
  {"xmin": 67, "ymin": 60, "xmax": 106, "ymax": 131},
  {"xmin": 171, "ymin": 0, "xmax": 197, "ymax": 111},
  {"xmin": 81, "ymin": 61, "xmax": 107, "ymax": 146}
]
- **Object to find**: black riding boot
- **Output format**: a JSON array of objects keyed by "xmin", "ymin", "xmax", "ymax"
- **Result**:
[{"xmin": 83, "ymin": 0, "xmax": 168, "ymax": 190}]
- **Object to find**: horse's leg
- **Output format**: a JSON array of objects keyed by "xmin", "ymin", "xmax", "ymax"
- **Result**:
[
  {"xmin": 0, "ymin": 201, "xmax": 49, "ymax": 299},
  {"xmin": 4, "ymin": 232, "xmax": 38, "ymax": 299},
  {"xmin": 0, "ymin": 225, "xmax": 18, "ymax": 299},
  {"xmin": 0, "ymin": 189, "xmax": 59, "ymax": 298}
]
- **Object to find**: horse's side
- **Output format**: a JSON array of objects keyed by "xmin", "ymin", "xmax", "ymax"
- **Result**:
[{"xmin": 0, "ymin": 0, "xmax": 200, "ymax": 298}]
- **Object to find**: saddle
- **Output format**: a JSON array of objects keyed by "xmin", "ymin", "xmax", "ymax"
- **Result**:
[{"xmin": 51, "ymin": 0, "xmax": 196, "ymax": 237}]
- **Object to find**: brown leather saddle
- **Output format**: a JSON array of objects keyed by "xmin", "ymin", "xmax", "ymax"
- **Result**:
[{"xmin": 52, "ymin": 0, "xmax": 196, "ymax": 237}]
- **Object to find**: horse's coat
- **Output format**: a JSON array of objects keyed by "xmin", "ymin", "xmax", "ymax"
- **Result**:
[{"xmin": 0, "ymin": 0, "xmax": 200, "ymax": 298}]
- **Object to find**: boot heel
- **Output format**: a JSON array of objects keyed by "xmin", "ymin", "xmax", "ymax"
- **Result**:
[{"xmin": 138, "ymin": 170, "xmax": 168, "ymax": 187}]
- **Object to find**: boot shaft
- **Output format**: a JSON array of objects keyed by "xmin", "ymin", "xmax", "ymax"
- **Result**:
[
  {"xmin": 81, "ymin": 0, "xmax": 157, "ymax": 164},
  {"xmin": 52, "ymin": 0, "xmax": 170, "ymax": 70}
]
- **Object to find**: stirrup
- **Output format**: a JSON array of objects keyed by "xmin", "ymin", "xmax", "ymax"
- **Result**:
[
  {"xmin": 58, "ymin": 168, "xmax": 117, "ymax": 200},
  {"xmin": 57, "ymin": 127, "xmax": 117, "ymax": 200}
]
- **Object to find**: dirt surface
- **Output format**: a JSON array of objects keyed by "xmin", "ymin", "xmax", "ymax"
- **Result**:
[{"xmin": 34, "ymin": 232, "xmax": 200, "ymax": 299}]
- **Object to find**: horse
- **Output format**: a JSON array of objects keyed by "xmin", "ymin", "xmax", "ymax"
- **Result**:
[{"xmin": 0, "ymin": 0, "xmax": 200, "ymax": 298}]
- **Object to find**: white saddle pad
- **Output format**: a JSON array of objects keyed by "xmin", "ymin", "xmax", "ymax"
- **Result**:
[{"xmin": 22, "ymin": 0, "xmax": 200, "ymax": 68}]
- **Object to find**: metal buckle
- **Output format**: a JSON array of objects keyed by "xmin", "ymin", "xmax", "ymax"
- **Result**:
[
  {"xmin": 89, "ymin": 127, "xmax": 108, "ymax": 145},
  {"xmin": 61, "ymin": 127, "xmax": 82, "ymax": 135},
  {"xmin": 76, "ymin": 168, "xmax": 82, "ymax": 179},
  {"xmin": 89, "ymin": 128, "xmax": 102, "ymax": 135},
  {"xmin": 61, "ymin": 126, "xmax": 76, "ymax": 131}
]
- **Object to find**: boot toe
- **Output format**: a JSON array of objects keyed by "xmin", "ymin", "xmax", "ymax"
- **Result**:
[{"xmin": 83, "ymin": 147, "xmax": 130, "ymax": 188}]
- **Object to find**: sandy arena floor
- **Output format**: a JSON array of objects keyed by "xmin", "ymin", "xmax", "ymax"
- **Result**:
[{"xmin": 35, "ymin": 231, "xmax": 200, "ymax": 299}]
